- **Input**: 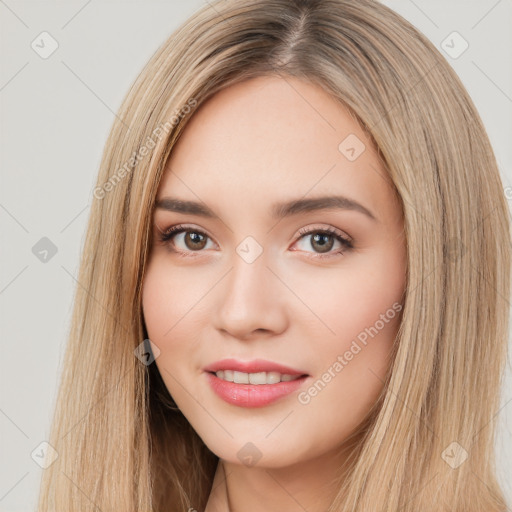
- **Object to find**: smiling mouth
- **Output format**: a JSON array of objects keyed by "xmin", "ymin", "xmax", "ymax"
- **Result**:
[
  {"xmin": 208, "ymin": 370, "xmax": 308, "ymax": 385},
  {"xmin": 205, "ymin": 369, "xmax": 310, "ymax": 408}
]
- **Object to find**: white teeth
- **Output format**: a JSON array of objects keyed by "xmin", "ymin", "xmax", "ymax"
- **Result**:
[
  {"xmin": 214, "ymin": 370, "xmax": 302, "ymax": 384},
  {"xmin": 265, "ymin": 371, "xmax": 281, "ymax": 384},
  {"xmin": 249, "ymin": 372, "xmax": 266, "ymax": 385},
  {"xmin": 233, "ymin": 371, "xmax": 249, "ymax": 384}
]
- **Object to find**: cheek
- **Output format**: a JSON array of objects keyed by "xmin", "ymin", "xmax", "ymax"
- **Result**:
[
  {"xmin": 295, "ymin": 250, "xmax": 405, "ymax": 347},
  {"xmin": 297, "ymin": 298, "xmax": 401, "ymax": 445},
  {"xmin": 142, "ymin": 269, "xmax": 174, "ymax": 342},
  {"xmin": 141, "ymin": 259, "xmax": 215, "ymax": 392},
  {"xmin": 141, "ymin": 262, "xmax": 196, "ymax": 387},
  {"xmin": 141, "ymin": 262, "xmax": 198, "ymax": 404},
  {"xmin": 296, "ymin": 249, "xmax": 404, "ymax": 411},
  {"xmin": 141, "ymin": 258, "xmax": 208, "ymax": 341}
]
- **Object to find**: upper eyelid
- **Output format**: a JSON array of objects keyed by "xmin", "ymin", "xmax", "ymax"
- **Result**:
[
  {"xmin": 157, "ymin": 223, "xmax": 352, "ymax": 246},
  {"xmin": 298, "ymin": 224, "xmax": 352, "ymax": 241},
  {"xmin": 156, "ymin": 222, "xmax": 348, "ymax": 236},
  {"xmin": 158, "ymin": 223, "xmax": 212, "ymax": 238}
]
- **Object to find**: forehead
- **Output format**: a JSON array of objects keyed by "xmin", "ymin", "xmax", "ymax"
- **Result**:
[{"xmin": 158, "ymin": 75, "xmax": 397, "ymax": 220}]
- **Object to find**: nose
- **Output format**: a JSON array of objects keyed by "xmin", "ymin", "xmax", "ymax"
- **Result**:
[{"xmin": 213, "ymin": 250, "xmax": 289, "ymax": 340}]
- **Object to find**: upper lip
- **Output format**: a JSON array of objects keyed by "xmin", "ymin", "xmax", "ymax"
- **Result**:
[{"xmin": 204, "ymin": 358, "xmax": 308, "ymax": 376}]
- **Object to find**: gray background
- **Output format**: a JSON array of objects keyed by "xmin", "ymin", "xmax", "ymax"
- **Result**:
[{"xmin": 1, "ymin": 1, "xmax": 511, "ymax": 510}]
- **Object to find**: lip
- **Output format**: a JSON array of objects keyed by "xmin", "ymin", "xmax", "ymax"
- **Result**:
[
  {"xmin": 203, "ymin": 358, "xmax": 310, "ymax": 408},
  {"xmin": 203, "ymin": 358, "xmax": 308, "ymax": 376},
  {"xmin": 205, "ymin": 372, "xmax": 309, "ymax": 408}
]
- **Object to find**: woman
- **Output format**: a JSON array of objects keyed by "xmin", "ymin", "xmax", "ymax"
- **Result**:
[{"xmin": 37, "ymin": 0, "xmax": 511, "ymax": 511}]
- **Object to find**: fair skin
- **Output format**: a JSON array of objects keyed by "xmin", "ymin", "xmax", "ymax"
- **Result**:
[{"xmin": 142, "ymin": 75, "xmax": 407, "ymax": 511}]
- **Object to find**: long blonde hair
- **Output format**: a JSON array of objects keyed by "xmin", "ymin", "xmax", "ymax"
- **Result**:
[{"xmin": 37, "ymin": 0, "xmax": 511, "ymax": 510}]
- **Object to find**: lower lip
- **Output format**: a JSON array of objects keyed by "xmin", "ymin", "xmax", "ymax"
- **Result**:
[{"xmin": 205, "ymin": 372, "xmax": 308, "ymax": 408}]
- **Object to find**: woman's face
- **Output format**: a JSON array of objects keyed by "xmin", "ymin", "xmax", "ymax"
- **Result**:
[{"xmin": 142, "ymin": 75, "xmax": 406, "ymax": 468}]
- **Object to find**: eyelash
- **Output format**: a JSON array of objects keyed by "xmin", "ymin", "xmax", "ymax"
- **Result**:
[{"xmin": 157, "ymin": 224, "xmax": 354, "ymax": 260}]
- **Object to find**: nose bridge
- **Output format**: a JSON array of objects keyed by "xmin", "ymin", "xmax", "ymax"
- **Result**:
[
  {"xmin": 214, "ymin": 237, "xmax": 287, "ymax": 337},
  {"xmin": 225, "ymin": 240, "xmax": 273, "ymax": 310}
]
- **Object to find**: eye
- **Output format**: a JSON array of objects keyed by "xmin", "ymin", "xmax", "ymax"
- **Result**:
[
  {"xmin": 293, "ymin": 225, "xmax": 353, "ymax": 260},
  {"xmin": 157, "ymin": 224, "xmax": 215, "ymax": 257},
  {"xmin": 156, "ymin": 224, "xmax": 354, "ymax": 260}
]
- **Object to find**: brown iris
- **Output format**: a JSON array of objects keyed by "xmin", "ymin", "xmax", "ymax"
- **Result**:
[
  {"xmin": 184, "ymin": 231, "xmax": 208, "ymax": 250},
  {"xmin": 310, "ymin": 233, "xmax": 334, "ymax": 253}
]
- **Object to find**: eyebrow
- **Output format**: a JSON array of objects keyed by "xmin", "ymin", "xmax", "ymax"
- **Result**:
[{"xmin": 155, "ymin": 195, "xmax": 378, "ymax": 222}]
